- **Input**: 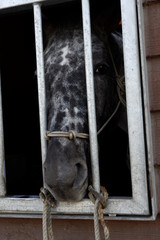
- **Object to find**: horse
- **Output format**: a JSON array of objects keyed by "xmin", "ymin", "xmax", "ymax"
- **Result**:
[{"xmin": 43, "ymin": 1, "xmax": 130, "ymax": 202}]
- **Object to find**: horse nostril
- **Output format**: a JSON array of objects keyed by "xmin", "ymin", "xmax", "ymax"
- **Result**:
[{"xmin": 73, "ymin": 162, "xmax": 87, "ymax": 189}]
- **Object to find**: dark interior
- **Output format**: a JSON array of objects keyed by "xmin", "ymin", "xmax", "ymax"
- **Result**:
[
  {"xmin": 0, "ymin": 11, "xmax": 43, "ymax": 196},
  {"xmin": 0, "ymin": 2, "xmax": 131, "ymax": 198}
]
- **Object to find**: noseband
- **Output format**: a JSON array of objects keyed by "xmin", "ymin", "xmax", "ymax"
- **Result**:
[
  {"xmin": 46, "ymin": 46, "xmax": 126, "ymax": 141},
  {"xmin": 46, "ymin": 130, "xmax": 89, "ymax": 141}
]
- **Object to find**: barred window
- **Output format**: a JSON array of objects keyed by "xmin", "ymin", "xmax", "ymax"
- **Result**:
[{"xmin": 0, "ymin": 0, "xmax": 157, "ymax": 219}]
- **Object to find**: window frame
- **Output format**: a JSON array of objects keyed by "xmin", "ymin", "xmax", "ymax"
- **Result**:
[{"xmin": 0, "ymin": 0, "xmax": 157, "ymax": 220}]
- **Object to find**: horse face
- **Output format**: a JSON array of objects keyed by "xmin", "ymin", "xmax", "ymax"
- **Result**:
[{"xmin": 43, "ymin": 27, "xmax": 119, "ymax": 201}]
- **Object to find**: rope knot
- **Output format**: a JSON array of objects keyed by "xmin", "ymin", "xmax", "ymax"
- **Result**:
[
  {"xmin": 68, "ymin": 130, "xmax": 77, "ymax": 140},
  {"xmin": 88, "ymin": 185, "xmax": 108, "ymax": 209},
  {"xmin": 40, "ymin": 187, "xmax": 56, "ymax": 208},
  {"xmin": 88, "ymin": 186, "xmax": 110, "ymax": 240}
]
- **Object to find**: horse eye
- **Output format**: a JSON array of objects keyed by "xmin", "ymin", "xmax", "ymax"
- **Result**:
[{"xmin": 95, "ymin": 64, "xmax": 108, "ymax": 75}]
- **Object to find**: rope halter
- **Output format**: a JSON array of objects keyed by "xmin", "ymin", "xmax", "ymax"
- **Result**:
[{"xmin": 46, "ymin": 130, "xmax": 89, "ymax": 141}]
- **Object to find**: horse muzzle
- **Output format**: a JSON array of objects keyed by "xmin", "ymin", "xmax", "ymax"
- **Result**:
[{"xmin": 43, "ymin": 138, "xmax": 88, "ymax": 201}]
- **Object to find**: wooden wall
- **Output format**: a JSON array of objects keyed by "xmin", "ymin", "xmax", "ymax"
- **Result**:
[
  {"xmin": 0, "ymin": 217, "xmax": 160, "ymax": 240},
  {"xmin": 0, "ymin": 0, "xmax": 160, "ymax": 239}
]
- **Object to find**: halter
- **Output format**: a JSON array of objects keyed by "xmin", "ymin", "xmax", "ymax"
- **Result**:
[
  {"xmin": 46, "ymin": 46, "xmax": 126, "ymax": 141},
  {"xmin": 46, "ymin": 130, "xmax": 89, "ymax": 141}
]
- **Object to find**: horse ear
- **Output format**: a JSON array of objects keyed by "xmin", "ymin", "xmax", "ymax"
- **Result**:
[{"xmin": 90, "ymin": 0, "xmax": 121, "ymax": 34}]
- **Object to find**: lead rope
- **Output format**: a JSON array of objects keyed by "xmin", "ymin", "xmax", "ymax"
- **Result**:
[
  {"xmin": 40, "ymin": 188, "xmax": 56, "ymax": 240},
  {"xmin": 88, "ymin": 186, "xmax": 110, "ymax": 240}
]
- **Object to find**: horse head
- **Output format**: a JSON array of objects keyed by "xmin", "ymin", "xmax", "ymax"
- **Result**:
[{"xmin": 43, "ymin": 1, "xmax": 125, "ymax": 201}]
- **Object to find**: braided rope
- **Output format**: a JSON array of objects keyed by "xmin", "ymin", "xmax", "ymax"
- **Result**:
[
  {"xmin": 99, "ymin": 204, "xmax": 110, "ymax": 240},
  {"xmin": 40, "ymin": 188, "xmax": 56, "ymax": 240},
  {"xmin": 94, "ymin": 199, "xmax": 101, "ymax": 240},
  {"xmin": 43, "ymin": 200, "xmax": 48, "ymax": 240},
  {"xmin": 88, "ymin": 186, "xmax": 109, "ymax": 240},
  {"xmin": 48, "ymin": 204, "xmax": 54, "ymax": 240}
]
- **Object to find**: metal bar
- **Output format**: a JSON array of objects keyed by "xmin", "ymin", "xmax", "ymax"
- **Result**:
[
  {"xmin": 121, "ymin": 0, "xmax": 149, "ymax": 212},
  {"xmin": 0, "ymin": 0, "xmax": 75, "ymax": 11},
  {"xmin": 0, "ymin": 0, "xmax": 40, "ymax": 9},
  {"xmin": 137, "ymin": 0, "xmax": 157, "ymax": 218},
  {"xmin": 0, "ymin": 71, "xmax": 6, "ymax": 196},
  {"xmin": 81, "ymin": 0, "xmax": 100, "ymax": 193},
  {"xmin": 33, "ymin": 3, "xmax": 46, "ymax": 184},
  {"xmin": 0, "ymin": 197, "xmax": 151, "ymax": 217}
]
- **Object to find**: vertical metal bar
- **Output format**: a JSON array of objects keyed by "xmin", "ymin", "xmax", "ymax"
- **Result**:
[
  {"xmin": 121, "ymin": 0, "xmax": 149, "ymax": 209},
  {"xmin": 137, "ymin": 0, "xmax": 157, "ymax": 217},
  {"xmin": 33, "ymin": 3, "xmax": 46, "ymax": 184},
  {"xmin": 81, "ymin": 0, "xmax": 100, "ymax": 193},
  {"xmin": 0, "ymin": 71, "xmax": 6, "ymax": 196}
]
